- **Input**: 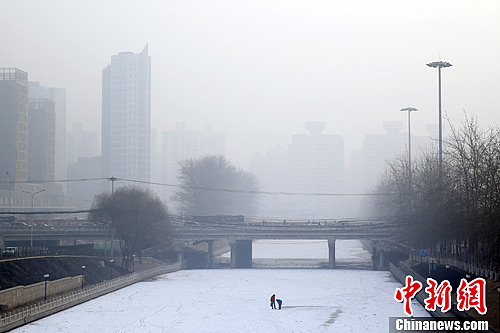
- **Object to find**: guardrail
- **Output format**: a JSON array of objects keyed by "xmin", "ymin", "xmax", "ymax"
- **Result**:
[{"xmin": 0, "ymin": 261, "xmax": 181, "ymax": 332}]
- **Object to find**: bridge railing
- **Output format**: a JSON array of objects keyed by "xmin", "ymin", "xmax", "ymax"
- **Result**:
[
  {"xmin": 0, "ymin": 261, "xmax": 181, "ymax": 332},
  {"xmin": 174, "ymin": 222, "xmax": 394, "ymax": 236}
]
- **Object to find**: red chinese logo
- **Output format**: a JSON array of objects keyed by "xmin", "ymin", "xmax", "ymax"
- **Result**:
[
  {"xmin": 395, "ymin": 275, "xmax": 488, "ymax": 316},
  {"xmin": 456, "ymin": 278, "xmax": 487, "ymax": 315},
  {"xmin": 424, "ymin": 278, "xmax": 452, "ymax": 312},
  {"xmin": 394, "ymin": 275, "xmax": 423, "ymax": 316}
]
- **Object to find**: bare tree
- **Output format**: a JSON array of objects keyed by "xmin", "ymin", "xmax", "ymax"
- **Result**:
[
  {"xmin": 174, "ymin": 155, "xmax": 259, "ymax": 216},
  {"xmin": 90, "ymin": 187, "xmax": 173, "ymax": 269},
  {"xmin": 375, "ymin": 114, "xmax": 500, "ymax": 271}
]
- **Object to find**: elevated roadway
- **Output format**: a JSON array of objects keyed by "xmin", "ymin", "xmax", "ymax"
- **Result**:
[
  {"xmin": 173, "ymin": 220, "xmax": 396, "ymax": 268},
  {"xmin": 1, "ymin": 220, "xmax": 397, "ymax": 269}
]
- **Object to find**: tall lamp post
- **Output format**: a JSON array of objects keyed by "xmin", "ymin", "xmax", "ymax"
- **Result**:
[
  {"xmin": 426, "ymin": 61, "xmax": 452, "ymax": 176},
  {"xmin": 22, "ymin": 189, "xmax": 45, "ymax": 247},
  {"xmin": 400, "ymin": 107, "xmax": 418, "ymax": 187},
  {"xmin": 44, "ymin": 274, "xmax": 49, "ymax": 301}
]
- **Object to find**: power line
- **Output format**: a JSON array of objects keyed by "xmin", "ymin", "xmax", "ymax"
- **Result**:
[
  {"xmin": 0, "ymin": 177, "xmax": 107, "ymax": 184},
  {"xmin": 2, "ymin": 176, "xmax": 407, "ymax": 196},
  {"xmin": 119, "ymin": 178, "xmax": 405, "ymax": 197}
]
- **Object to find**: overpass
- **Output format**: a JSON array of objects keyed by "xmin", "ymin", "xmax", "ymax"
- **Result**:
[
  {"xmin": 1, "ymin": 220, "xmax": 398, "ymax": 269},
  {"xmin": 0, "ymin": 226, "xmax": 110, "ymax": 248},
  {"xmin": 173, "ymin": 220, "xmax": 396, "ymax": 268}
]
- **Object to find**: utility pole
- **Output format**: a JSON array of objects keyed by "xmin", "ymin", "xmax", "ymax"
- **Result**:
[{"xmin": 110, "ymin": 176, "xmax": 117, "ymax": 194}]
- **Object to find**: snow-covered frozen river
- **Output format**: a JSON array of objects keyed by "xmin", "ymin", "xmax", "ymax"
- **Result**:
[{"xmin": 13, "ymin": 240, "xmax": 429, "ymax": 332}]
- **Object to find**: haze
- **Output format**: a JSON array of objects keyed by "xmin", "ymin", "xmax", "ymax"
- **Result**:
[
  {"xmin": 2, "ymin": 0, "xmax": 500, "ymax": 217},
  {"xmin": 0, "ymin": 1, "xmax": 500, "ymax": 220}
]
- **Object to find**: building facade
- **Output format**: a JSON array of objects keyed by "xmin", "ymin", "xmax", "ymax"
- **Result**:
[
  {"xmin": 66, "ymin": 122, "xmax": 99, "ymax": 166},
  {"xmin": 250, "ymin": 122, "xmax": 344, "ymax": 218},
  {"xmin": 27, "ymin": 98, "xmax": 56, "ymax": 182},
  {"xmin": 289, "ymin": 122, "xmax": 344, "ymax": 217},
  {"xmin": 161, "ymin": 123, "xmax": 226, "ymax": 204},
  {"xmin": 28, "ymin": 82, "xmax": 66, "ymax": 183},
  {"xmin": 0, "ymin": 68, "xmax": 29, "ymax": 186},
  {"xmin": 102, "ymin": 45, "xmax": 151, "ymax": 187}
]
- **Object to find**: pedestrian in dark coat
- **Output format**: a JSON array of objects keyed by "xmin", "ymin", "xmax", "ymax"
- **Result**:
[
  {"xmin": 276, "ymin": 299, "xmax": 282, "ymax": 310},
  {"xmin": 270, "ymin": 294, "xmax": 276, "ymax": 309}
]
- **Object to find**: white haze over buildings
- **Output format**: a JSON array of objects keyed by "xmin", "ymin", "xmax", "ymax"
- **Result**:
[{"xmin": 2, "ymin": 1, "xmax": 500, "ymax": 214}]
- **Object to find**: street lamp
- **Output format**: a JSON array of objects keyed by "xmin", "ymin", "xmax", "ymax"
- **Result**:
[
  {"xmin": 44, "ymin": 274, "xmax": 49, "ymax": 300},
  {"xmin": 22, "ymin": 189, "xmax": 45, "ymax": 247},
  {"xmin": 497, "ymin": 287, "xmax": 500, "ymax": 327},
  {"xmin": 5, "ymin": 171, "xmax": 11, "ymax": 211},
  {"xmin": 81, "ymin": 265, "xmax": 86, "ymax": 290},
  {"xmin": 426, "ymin": 60, "xmax": 452, "ymax": 176},
  {"xmin": 109, "ymin": 259, "xmax": 114, "ymax": 280},
  {"xmin": 400, "ymin": 107, "xmax": 418, "ymax": 187}
]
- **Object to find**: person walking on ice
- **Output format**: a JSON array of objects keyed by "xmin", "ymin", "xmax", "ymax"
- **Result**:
[
  {"xmin": 276, "ymin": 298, "xmax": 282, "ymax": 310},
  {"xmin": 270, "ymin": 294, "xmax": 276, "ymax": 309}
]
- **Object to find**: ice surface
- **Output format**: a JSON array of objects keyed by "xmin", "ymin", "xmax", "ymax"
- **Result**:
[{"xmin": 14, "ymin": 240, "xmax": 429, "ymax": 332}]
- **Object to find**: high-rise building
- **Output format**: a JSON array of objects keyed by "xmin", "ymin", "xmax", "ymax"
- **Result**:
[
  {"xmin": 162, "ymin": 123, "xmax": 226, "ymax": 183},
  {"xmin": 102, "ymin": 45, "xmax": 151, "ymax": 187},
  {"xmin": 27, "ymin": 98, "xmax": 56, "ymax": 182},
  {"xmin": 29, "ymin": 82, "xmax": 66, "ymax": 183},
  {"xmin": 161, "ymin": 123, "xmax": 226, "ymax": 203},
  {"xmin": 66, "ymin": 122, "xmax": 99, "ymax": 166},
  {"xmin": 354, "ymin": 121, "xmax": 437, "ymax": 193},
  {"xmin": 249, "ymin": 145, "xmax": 291, "ymax": 216},
  {"xmin": 67, "ymin": 156, "xmax": 102, "ymax": 209},
  {"xmin": 0, "ymin": 68, "xmax": 29, "ymax": 187},
  {"xmin": 289, "ymin": 122, "xmax": 344, "ymax": 217},
  {"xmin": 250, "ymin": 122, "xmax": 344, "ymax": 218}
]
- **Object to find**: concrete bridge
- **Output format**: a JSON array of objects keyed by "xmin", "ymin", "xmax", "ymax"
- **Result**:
[
  {"xmin": 173, "ymin": 221, "xmax": 396, "ymax": 269},
  {"xmin": 0, "ymin": 219, "xmax": 397, "ymax": 269}
]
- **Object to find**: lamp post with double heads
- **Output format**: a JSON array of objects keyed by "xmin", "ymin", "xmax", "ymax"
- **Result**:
[
  {"xmin": 400, "ymin": 107, "xmax": 418, "ymax": 188},
  {"xmin": 426, "ymin": 61, "xmax": 452, "ymax": 176},
  {"xmin": 44, "ymin": 274, "xmax": 49, "ymax": 300},
  {"xmin": 22, "ymin": 189, "xmax": 45, "ymax": 248}
]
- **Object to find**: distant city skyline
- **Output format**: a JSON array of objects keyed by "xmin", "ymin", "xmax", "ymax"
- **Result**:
[{"xmin": 2, "ymin": 1, "xmax": 499, "ymax": 168}]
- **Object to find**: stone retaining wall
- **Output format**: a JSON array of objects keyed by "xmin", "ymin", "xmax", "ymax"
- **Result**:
[
  {"xmin": 0, "ymin": 276, "xmax": 82, "ymax": 310},
  {"xmin": 0, "ymin": 262, "xmax": 181, "ymax": 332}
]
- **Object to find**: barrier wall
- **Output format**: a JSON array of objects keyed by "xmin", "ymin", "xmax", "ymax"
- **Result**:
[
  {"xmin": 0, "ymin": 262, "xmax": 181, "ymax": 332},
  {"xmin": 0, "ymin": 276, "xmax": 82, "ymax": 309}
]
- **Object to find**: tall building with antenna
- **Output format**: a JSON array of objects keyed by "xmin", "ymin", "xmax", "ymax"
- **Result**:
[{"xmin": 101, "ymin": 45, "xmax": 151, "ymax": 188}]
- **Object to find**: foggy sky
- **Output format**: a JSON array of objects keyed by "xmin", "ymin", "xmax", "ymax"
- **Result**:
[{"xmin": 2, "ymin": 0, "xmax": 500, "ymax": 168}]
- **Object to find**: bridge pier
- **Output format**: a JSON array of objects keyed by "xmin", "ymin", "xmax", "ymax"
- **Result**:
[
  {"xmin": 371, "ymin": 246, "xmax": 388, "ymax": 270},
  {"xmin": 372, "ymin": 246, "xmax": 378, "ymax": 270},
  {"xmin": 207, "ymin": 240, "xmax": 214, "ymax": 268},
  {"xmin": 177, "ymin": 249, "xmax": 185, "ymax": 268},
  {"xmin": 230, "ymin": 240, "xmax": 252, "ymax": 268},
  {"xmin": 328, "ymin": 239, "xmax": 336, "ymax": 268}
]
